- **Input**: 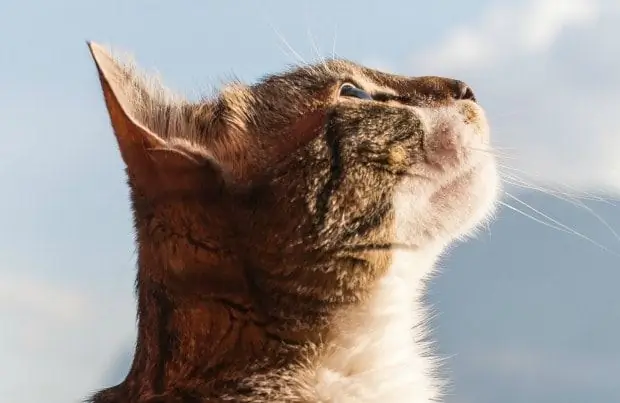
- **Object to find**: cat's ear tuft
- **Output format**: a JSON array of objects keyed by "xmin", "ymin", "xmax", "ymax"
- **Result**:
[{"xmin": 88, "ymin": 42, "xmax": 221, "ymax": 194}]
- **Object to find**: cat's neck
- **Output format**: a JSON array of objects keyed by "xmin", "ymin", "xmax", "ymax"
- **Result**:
[
  {"xmin": 92, "ymin": 260, "xmax": 336, "ymax": 401},
  {"xmin": 284, "ymin": 248, "xmax": 443, "ymax": 403},
  {"xmin": 229, "ymin": 248, "xmax": 444, "ymax": 403},
  {"xmin": 92, "ymin": 246, "xmax": 443, "ymax": 402}
]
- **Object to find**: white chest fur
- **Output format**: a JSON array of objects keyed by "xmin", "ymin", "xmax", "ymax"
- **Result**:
[{"xmin": 303, "ymin": 249, "xmax": 442, "ymax": 403}]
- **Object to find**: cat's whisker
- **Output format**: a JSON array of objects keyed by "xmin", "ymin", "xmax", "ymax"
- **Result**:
[
  {"xmin": 499, "ymin": 164, "xmax": 616, "ymax": 205},
  {"xmin": 500, "ymin": 170, "xmax": 609, "ymax": 203},
  {"xmin": 501, "ymin": 174, "xmax": 592, "ymax": 202},
  {"xmin": 505, "ymin": 191, "xmax": 586, "ymax": 235},
  {"xmin": 501, "ymin": 192, "xmax": 619, "ymax": 256},
  {"xmin": 466, "ymin": 143, "xmax": 517, "ymax": 154},
  {"xmin": 306, "ymin": 28, "xmax": 327, "ymax": 67},
  {"xmin": 486, "ymin": 220, "xmax": 493, "ymax": 239},
  {"xmin": 268, "ymin": 22, "xmax": 307, "ymax": 66},
  {"xmin": 498, "ymin": 200, "xmax": 581, "ymax": 240},
  {"xmin": 481, "ymin": 151, "xmax": 518, "ymax": 160},
  {"xmin": 332, "ymin": 26, "xmax": 338, "ymax": 60},
  {"xmin": 499, "ymin": 169, "xmax": 560, "ymax": 194},
  {"xmin": 506, "ymin": 178, "xmax": 620, "ymax": 244},
  {"xmin": 465, "ymin": 146, "xmax": 517, "ymax": 160},
  {"xmin": 499, "ymin": 170, "xmax": 620, "ymax": 245}
]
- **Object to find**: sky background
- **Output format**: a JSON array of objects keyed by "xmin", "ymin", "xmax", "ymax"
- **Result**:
[{"xmin": 1, "ymin": 1, "xmax": 619, "ymax": 402}]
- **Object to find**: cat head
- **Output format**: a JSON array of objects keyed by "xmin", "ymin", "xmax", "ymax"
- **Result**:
[{"xmin": 88, "ymin": 42, "xmax": 498, "ymax": 310}]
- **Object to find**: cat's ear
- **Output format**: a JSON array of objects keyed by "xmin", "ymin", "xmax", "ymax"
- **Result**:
[{"xmin": 87, "ymin": 42, "xmax": 222, "ymax": 194}]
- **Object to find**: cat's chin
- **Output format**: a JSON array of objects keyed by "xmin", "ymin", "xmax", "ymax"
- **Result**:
[
  {"xmin": 431, "ymin": 155, "xmax": 500, "ymax": 242},
  {"xmin": 419, "ymin": 100, "xmax": 498, "ymax": 237},
  {"xmin": 394, "ymin": 118, "xmax": 499, "ymax": 250}
]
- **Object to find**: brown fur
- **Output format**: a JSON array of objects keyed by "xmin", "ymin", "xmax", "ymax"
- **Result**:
[{"xmin": 85, "ymin": 42, "xmax": 498, "ymax": 402}]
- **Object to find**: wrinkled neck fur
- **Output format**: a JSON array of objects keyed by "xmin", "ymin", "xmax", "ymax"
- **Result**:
[
  {"xmin": 112, "ymin": 260, "xmax": 294, "ymax": 401},
  {"xmin": 92, "ymin": 245, "xmax": 444, "ymax": 403}
]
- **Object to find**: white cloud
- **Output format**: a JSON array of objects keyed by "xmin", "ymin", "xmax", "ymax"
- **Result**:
[
  {"xmin": 0, "ymin": 271, "xmax": 88, "ymax": 322},
  {"xmin": 411, "ymin": 0, "xmax": 620, "ymax": 194},
  {"xmin": 518, "ymin": 0, "xmax": 598, "ymax": 53},
  {"xmin": 417, "ymin": 0, "xmax": 600, "ymax": 70},
  {"xmin": 0, "ymin": 269, "xmax": 136, "ymax": 403}
]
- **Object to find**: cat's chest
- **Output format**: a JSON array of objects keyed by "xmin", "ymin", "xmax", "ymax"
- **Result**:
[{"xmin": 299, "ymin": 251, "xmax": 442, "ymax": 402}]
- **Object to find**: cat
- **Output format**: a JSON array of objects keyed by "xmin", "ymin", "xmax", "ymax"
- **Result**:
[{"xmin": 86, "ymin": 41, "xmax": 499, "ymax": 403}]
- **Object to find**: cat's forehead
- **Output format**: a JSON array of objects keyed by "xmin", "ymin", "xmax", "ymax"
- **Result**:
[{"xmin": 262, "ymin": 59, "xmax": 405, "ymax": 95}]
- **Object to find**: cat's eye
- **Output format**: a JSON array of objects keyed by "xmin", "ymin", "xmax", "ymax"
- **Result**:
[{"xmin": 339, "ymin": 83, "xmax": 373, "ymax": 100}]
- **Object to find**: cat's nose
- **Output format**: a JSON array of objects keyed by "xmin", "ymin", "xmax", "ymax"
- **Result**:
[
  {"xmin": 403, "ymin": 77, "xmax": 478, "ymax": 106},
  {"xmin": 453, "ymin": 80, "xmax": 476, "ymax": 102}
]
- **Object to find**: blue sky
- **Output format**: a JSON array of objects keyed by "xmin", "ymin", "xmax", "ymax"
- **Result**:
[{"xmin": 1, "ymin": 1, "xmax": 619, "ymax": 402}]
